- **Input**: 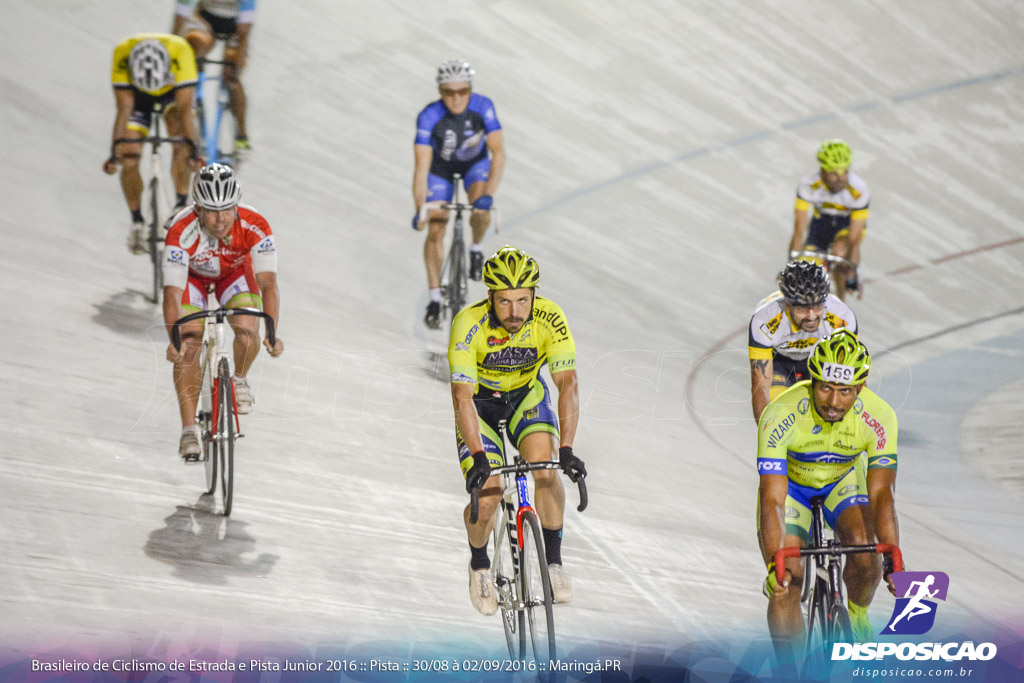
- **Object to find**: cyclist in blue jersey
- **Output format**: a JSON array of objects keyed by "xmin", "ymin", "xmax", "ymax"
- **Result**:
[
  {"xmin": 173, "ymin": 0, "xmax": 257, "ymax": 152},
  {"xmin": 413, "ymin": 59, "xmax": 506, "ymax": 329}
]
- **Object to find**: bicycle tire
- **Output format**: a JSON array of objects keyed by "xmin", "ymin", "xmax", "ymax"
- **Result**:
[
  {"xmin": 493, "ymin": 518, "xmax": 524, "ymax": 660},
  {"xmin": 803, "ymin": 575, "xmax": 830, "ymax": 671},
  {"xmin": 218, "ymin": 358, "xmax": 235, "ymax": 516},
  {"xmin": 518, "ymin": 510, "xmax": 556, "ymax": 662},
  {"xmin": 195, "ymin": 92, "xmax": 209, "ymax": 159},
  {"xmin": 215, "ymin": 93, "xmax": 237, "ymax": 166},
  {"xmin": 200, "ymin": 351, "xmax": 217, "ymax": 495},
  {"xmin": 148, "ymin": 177, "xmax": 163, "ymax": 304},
  {"xmin": 829, "ymin": 602, "xmax": 853, "ymax": 643}
]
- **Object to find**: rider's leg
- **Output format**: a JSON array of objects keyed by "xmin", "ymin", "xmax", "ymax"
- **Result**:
[
  {"xmin": 466, "ymin": 179, "xmax": 492, "ymax": 246},
  {"xmin": 424, "ymin": 216, "xmax": 448, "ymax": 290},
  {"xmin": 164, "ymin": 105, "xmax": 193, "ymax": 200},
  {"xmin": 118, "ymin": 134, "xmax": 145, "ymax": 214},
  {"xmin": 173, "ymin": 317, "xmax": 206, "ymax": 428},
  {"xmin": 223, "ymin": 44, "xmax": 248, "ymax": 139},
  {"xmin": 228, "ymin": 309, "xmax": 261, "ymax": 377},
  {"xmin": 836, "ymin": 503, "xmax": 882, "ymax": 607},
  {"xmin": 766, "ymin": 533, "xmax": 807, "ymax": 664},
  {"xmin": 519, "ymin": 432, "xmax": 566, "ymax": 530}
]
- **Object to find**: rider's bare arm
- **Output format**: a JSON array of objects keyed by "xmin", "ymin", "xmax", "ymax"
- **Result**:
[
  {"xmin": 482, "ymin": 129, "xmax": 506, "ymax": 199},
  {"xmin": 111, "ymin": 89, "xmax": 134, "ymax": 149},
  {"xmin": 173, "ymin": 85, "xmax": 200, "ymax": 155},
  {"xmin": 412, "ymin": 145, "xmax": 433, "ymax": 211},
  {"xmin": 254, "ymin": 271, "xmax": 283, "ymax": 356},
  {"xmin": 451, "ymin": 382, "xmax": 485, "ymax": 455},
  {"xmin": 551, "ymin": 369, "xmax": 579, "ymax": 449},
  {"xmin": 750, "ymin": 357, "xmax": 772, "ymax": 422},
  {"xmin": 866, "ymin": 467, "xmax": 898, "ymax": 547},
  {"xmin": 758, "ymin": 472, "xmax": 790, "ymax": 586},
  {"xmin": 788, "ymin": 199, "xmax": 811, "ymax": 255},
  {"xmin": 845, "ymin": 217, "xmax": 867, "ymax": 265}
]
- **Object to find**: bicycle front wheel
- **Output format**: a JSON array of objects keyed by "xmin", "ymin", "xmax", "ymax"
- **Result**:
[
  {"xmin": 829, "ymin": 602, "xmax": 853, "ymax": 643},
  {"xmin": 493, "ymin": 518, "xmax": 524, "ymax": 659},
  {"xmin": 519, "ymin": 510, "xmax": 556, "ymax": 662},
  {"xmin": 218, "ymin": 358, "xmax": 235, "ymax": 516},
  {"xmin": 200, "ymin": 351, "xmax": 217, "ymax": 495},
  {"xmin": 803, "ymin": 575, "xmax": 831, "ymax": 672},
  {"xmin": 148, "ymin": 177, "xmax": 163, "ymax": 303}
]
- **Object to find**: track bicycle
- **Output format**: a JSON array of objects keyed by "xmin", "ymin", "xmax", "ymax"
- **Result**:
[
  {"xmin": 791, "ymin": 247, "xmax": 859, "ymax": 300},
  {"xmin": 171, "ymin": 305, "xmax": 275, "ymax": 516},
  {"xmin": 418, "ymin": 173, "xmax": 498, "ymax": 327},
  {"xmin": 113, "ymin": 113, "xmax": 196, "ymax": 304},
  {"xmin": 469, "ymin": 452, "xmax": 588, "ymax": 664},
  {"xmin": 196, "ymin": 47, "xmax": 240, "ymax": 166},
  {"xmin": 774, "ymin": 496, "xmax": 902, "ymax": 669}
]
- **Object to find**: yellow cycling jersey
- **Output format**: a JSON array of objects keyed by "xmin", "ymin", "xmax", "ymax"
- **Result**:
[
  {"xmin": 111, "ymin": 33, "xmax": 198, "ymax": 96},
  {"xmin": 756, "ymin": 381, "xmax": 897, "ymax": 489},
  {"xmin": 448, "ymin": 296, "xmax": 576, "ymax": 393}
]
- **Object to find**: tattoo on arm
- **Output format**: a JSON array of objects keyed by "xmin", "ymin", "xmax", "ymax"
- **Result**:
[{"xmin": 751, "ymin": 359, "xmax": 770, "ymax": 375}]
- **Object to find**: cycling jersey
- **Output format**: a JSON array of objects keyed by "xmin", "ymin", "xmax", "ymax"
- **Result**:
[
  {"xmin": 161, "ymin": 204, "xmax": 276, "ymax": 289},
  {"xmin": 448, "ymin": 296, "xmax": 575, "ymax": 394},
  {"xmin": 756, "ymin": 382, "xmax": 898, "ymax": 491},
  {"xmin": 748, "ymin": 292, "xmax": 856, "ymax": 363},
  {"xmin": 112, "ymin": 33, "xmax": 198, "ymax": 97},
  {"xmin": 415, "ymin": 94, "xmax": 501, "ymax": 179},
  {"xmin": 175, "ymin": 0, "xmax": 256, "ymax": 23},
  {"xmin": 795, "ymin": 170, "xmax": 870, "ymax": 249}
]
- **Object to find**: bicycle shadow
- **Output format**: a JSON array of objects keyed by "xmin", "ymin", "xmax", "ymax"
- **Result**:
[
  {"xmin": 92, "ymin": 289, "xmax": 161, "ymax": 338},
  {"xmin": 143, "ymin": 494, "xmax": 279, "ymax": 585}
]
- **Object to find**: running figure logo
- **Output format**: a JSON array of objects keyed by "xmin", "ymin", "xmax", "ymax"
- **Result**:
[{"xmin": 881, "ymin": 571, "xmax": 949, "ymax": 635}]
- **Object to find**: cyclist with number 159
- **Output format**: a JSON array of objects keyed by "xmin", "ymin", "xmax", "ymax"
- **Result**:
[
  {"xmin": 757, "ymin": 329, "xmax": 899, "ymax": 659},
  {"xmin": 162, "ymin": 164, "xmax": 284, "ymax": 461},
  {"xmin": 448, "ymin": 247, "xmax": 586, "ymax": 615},
  {"xmin": 413, "ymin": 59, "xmax": 506, "ymax": 328}
]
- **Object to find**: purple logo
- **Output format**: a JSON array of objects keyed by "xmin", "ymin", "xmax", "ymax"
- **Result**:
[{"xmin": 881, "ymin": 571, "xmax": 949, "ymax": 635}]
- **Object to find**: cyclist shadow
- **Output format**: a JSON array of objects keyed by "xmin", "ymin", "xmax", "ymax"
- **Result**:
[
  {"xmin": 143, "ymin": 495, "xmax": 279, "ymax": 585},
  {"xmin": 92, "ymin": 289, "xmax": 161, "ymax": 338}
]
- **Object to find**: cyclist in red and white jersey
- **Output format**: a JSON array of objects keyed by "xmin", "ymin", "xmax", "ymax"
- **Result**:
[{"xmin": 161, "ymin": 163, "xmax": 283, "ymax": 459}]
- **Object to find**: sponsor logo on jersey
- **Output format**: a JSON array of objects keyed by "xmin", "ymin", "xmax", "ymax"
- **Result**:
[
  {"xmin": 487, "ymin": 335, "xmax": 509, "ymax": 347},
  {"xmin": 786, "ymin": 337, "xmax": 819, "ymax": 350},
  {"xmin": 825, "ymin": 311, "xmax": 847, "ymax": 329},
  {"xmin": 766, "ymin": 414, "xmax": 796, "ymax": 449},
  {"xmin": 811, "ymin": 424, "xmax": 822, "ymax": 434},
  {"xmin": 549, "ymin": 358, "xmax": 575, "ymax": 372},
  {"xmin": 756, "ymin": 459, "xmax": 785, "ymax": 474},
  {"xmin": 762, "ymin": 312, "xmax": 783, "ymax": 336},
  {"xmin": 534, "ymin": 307, "xmax": 569, "ymax": 339},
  {"xmin": 838, "ymin": 484, "xmax": 859, "ymax": 496},
  {"xmin": 167, "ymin": 248, "xmax": 185, "ymax": 264},
  {"xmin": 799, "ymin": 398, "xmax": 810, "ymax": 415},
  {"xmin": 441, "ymin": 129, "xmax": 457, "ymax": 161},
  {"xmin": 450, "ymin": 372, "xmax": 475, "ymax": 384},
  {"xmin": 179, "ymin": 223, "xmax": 201, "ymax": 249},
  {"xmin": 464, "ymin": 324, "xmax": 479, "ymax": 344},
  {"xmin": 256, "ymin": 237, "xmax": 275, "ymax": 254},
  {"xmin": 861, "ymin": 409, "xmax": 887, "ymax": 449},
  {"xmin": 834, "ymin": 440, "xmax": 859, "ymax": 452},
  {"xmin": 482, "ymin": 347, "xmax": 538, "ymax": 372},
  {"xmin": 785, "ymin": 505, "xmax": 800, "ymax": 519},
  {"xmin": 455, "ymin": 343, "xmax": 469, "ymax": 352},
  {"xmin": 456, "ymin": 130, "xmax": 485, "ymax": 162}
]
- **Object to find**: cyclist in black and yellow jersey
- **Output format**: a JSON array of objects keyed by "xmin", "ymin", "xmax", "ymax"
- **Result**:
[
  {"xmin": 102, "ymin": 33, "xmax": 201, "ymax": 254},
  {"xmin": 757, "ymin": 329, "xmax": 899, "ymax": 658},
  {"xmin": 448, "ymin": 246, "xmax": 586, "ymax": 615}
]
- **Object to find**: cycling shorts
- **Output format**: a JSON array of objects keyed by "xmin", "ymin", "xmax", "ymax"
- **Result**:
[
  {"xmin": 807, "ymin": 214, "xmax": 867, "ymax": 250},
  {"xmin": 427, "ymin": 157, "xmax": 491, "ymax": 203},
  {"xmin": 763, "ymin": 456, "xmax": 869, "ymax": 543},
  {"xmin": 181, "ymin": 262, "xmax": 261, "ymax": 314},
  {"xmin": 199, "ymin": 8, "xmax": 239, "ymax": 37},
  {"xmin": 128, "ymin": 90, "xmax": 177, "ymax": 135},
  {"xmin": 457, "ymin": 377, "xmax": 559, "ymax": 477}
]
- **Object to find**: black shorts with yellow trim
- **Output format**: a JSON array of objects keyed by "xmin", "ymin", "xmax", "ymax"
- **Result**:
[
  {"xmin": 127, "ymin": 89, "xmax": 177, "ymax": 135},
  {"xmin": 457, "ymin": 376, "xmax": 559, "ymax": 477}
]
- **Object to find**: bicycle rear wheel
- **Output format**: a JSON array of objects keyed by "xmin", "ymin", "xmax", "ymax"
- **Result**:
[
  {"xmin": 493, "ymin": 519, "xmax": 524, "ymax": 659},
  {"xmin": 829, "ymin": 602, "xmax": 853, "ymax": 643},
  {"xmin": 199, "ymin": 351, "xmax": 218, "ymax": 494},
  {"xmin": 519, "ymin": 510, "xmax": 556, "ymax": 662},
  {"xmin": 214, "ymin": 95, "xmax": 237, "ymax": 166},
  {"xmin": 218, "ymin": 358, "xmax": 235, "ymax": 516},
  {"xmin": 148, "ymin": 177, "xmax": 163, "ymax": 303},
  {"xmin": 802, "ymin": 575, "xmax": 831, "ymax": 673}
]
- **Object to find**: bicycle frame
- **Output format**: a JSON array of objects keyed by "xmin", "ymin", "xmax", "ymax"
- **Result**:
[{"xmin": 196, "ymin": 47, "xmax": 236, "ymax": 165}]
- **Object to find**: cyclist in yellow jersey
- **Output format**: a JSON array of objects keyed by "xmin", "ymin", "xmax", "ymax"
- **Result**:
[
  {"xmin": 757, "ymin": 329, "xmax": 899, "ymax": 659},
  {"xmin": 103, "ymin": 34, "xmax": 201, "ymax": 254},
  {"xmin": 448, "ymin": 246, "xmax": 586, "ymax": 615},
  {"xmin": 787, "ymin": 139, "xmax": 869, "ymax": 301}
]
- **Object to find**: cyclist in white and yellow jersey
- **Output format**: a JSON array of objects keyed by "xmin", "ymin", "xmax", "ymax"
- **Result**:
[
  {"xmin": 749, "ymin": 260, "xmax": 857, "ymax": 422},
  {"xmin": 757, "ymin": 329, "xmax": 899, "ymax": 659},
  {"xmin": 787, "ymin": 139, "xmax": 870, "ymax": 301},
  {"xmin": 448, "ymin": 246, "xmax": 586, "ymax": 615}
]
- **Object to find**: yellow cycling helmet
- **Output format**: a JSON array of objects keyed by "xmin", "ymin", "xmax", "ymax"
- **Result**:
[
  {"xmin": 808, "ymin": 328, "xmax": 871, "ymax": 385},
  {"xmin": 817, "ymin": 139, "xmax": 853, "ymax": 171},
  {"xmin": 482, "ymin": 246, "xmax": 540, "ymax": 290}
]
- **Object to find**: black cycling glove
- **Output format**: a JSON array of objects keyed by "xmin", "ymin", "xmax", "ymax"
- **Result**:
[
  {"xmin": 465, "ymin": 451, "xmax": 492, "ymax": 493},
  {"xmin": 558, "ymin": 446, "xmax": 587, "ymax": 483}
]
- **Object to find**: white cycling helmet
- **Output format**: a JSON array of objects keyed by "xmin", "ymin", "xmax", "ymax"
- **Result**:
[
  {"xmin": 129, "ymin": 38, "xmax": 173, "ymax": 93},
  {"xmin": 436, "ymin": 59, "xmax": 474, "ymax": 85},
  {"xmin": 193, "ymin": 164, "xmax": 242, "ymax": 210}
]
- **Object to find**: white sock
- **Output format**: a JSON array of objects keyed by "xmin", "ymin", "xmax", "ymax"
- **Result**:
[
  {"xmin": 470, "ymin": 243, "xmax": 484, "ymax": 253},
  {"xmin": 430, "ymin": 288, "xmax": 442, "ymax": 303}
]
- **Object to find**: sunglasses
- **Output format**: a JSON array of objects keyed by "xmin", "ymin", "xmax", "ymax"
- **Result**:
[{"xmin": 440, "ymin": 86, "xmax": 471, "ymax": 97}]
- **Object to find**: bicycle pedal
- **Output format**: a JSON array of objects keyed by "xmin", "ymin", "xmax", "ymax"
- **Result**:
[{"xmin": 181, "ymin": 454, "xmax": 202, "ymax": 465}]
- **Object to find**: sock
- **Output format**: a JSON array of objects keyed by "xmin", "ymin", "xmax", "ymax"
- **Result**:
[
  {"xmin": 543, "ymin": 527, "xmax": 563, "ymax": 566},
  {"xmin": 470, "ymin": 243, "xmax": 484, "ymax": 253},
  {"xmin": 430, "ymin": 288, "xmax": 442, "ymax": 303},
  {"xmin": 469, "ymin": 541, "xmax": 490, "ymax": 570},
  {"xmin": 848, "ymin": 600, "xmax": 871, "ymax": 625},
  {"xmin": 175, "ymin": 193, "xmax": 189, "ymax": 208},
  {"xmin": 131, "ymin": 209, "xmax": 144, "ymax": 223}
]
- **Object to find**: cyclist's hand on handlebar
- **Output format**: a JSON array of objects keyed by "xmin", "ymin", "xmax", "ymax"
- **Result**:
[
  {"xmin": 102, "ymin": 156, "xmax": 119, "ymax": 175},
  {"xmin": 465, "ymin": 451, "xmax": 491, "ymax": 494},
  {"xmin": 263, "ymin": 336, "xmax": 284, "ymax": 358},
  {"xmin": 883, "ymin": 555, "xmax": 898, "ymax": 596},
  {"xmin": 472, "ymin": 195, "xmax": 493, "ymax": 211},
  {"xmin": 763, "ymin": 560, "xmax": 791, "ymax": 597},
  {"xmin": 411, "ymin": 212, "xmax": 422, "ymax": 231},
  {"xmin": 166, "ymin": 343, "xmax": 183, "ymax": 364},
  {"xmin": 190, "ymin": 155, "xmax": 205, "ymax": 172},
  {"xmin": 558, "ymin": 446, "xmax": 587, "ymax": 482}
]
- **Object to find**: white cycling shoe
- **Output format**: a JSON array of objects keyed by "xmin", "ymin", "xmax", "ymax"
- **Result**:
[
  {"xmin": 127, "ymin": 222, "xmax": 147, "ymax": 255},
  {"xmin": 234, "ymin": 376, "xmax": 254, "ymax": 414},
  {"xmin": 468, "ymin": 563, "xmax": 498, "ymax": 616},
  {"xmin": 178, "ymin": 426, "xmax": 202, "ymax": 462},
  {"xmin": 548, "ymin": 563, "xmax": 574, "ymax": 603}
]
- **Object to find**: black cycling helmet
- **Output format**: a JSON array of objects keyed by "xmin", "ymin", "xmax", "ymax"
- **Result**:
[{"xmin": 778, "ymin": 260, "xmax": 830, "ymax": 305}]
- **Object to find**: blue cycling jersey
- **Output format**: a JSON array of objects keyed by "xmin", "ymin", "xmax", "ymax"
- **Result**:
[{"xmin": 415, "ymin": 94, "xmax": 501, "ymax": 177}]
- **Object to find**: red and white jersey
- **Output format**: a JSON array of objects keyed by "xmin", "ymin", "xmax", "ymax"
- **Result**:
[{"xmin": 161, "ymin": 203, "xmax": 277, "ymax": 289}]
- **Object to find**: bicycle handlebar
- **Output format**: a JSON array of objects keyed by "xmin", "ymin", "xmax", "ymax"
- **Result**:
[
  {"xmin": 170, "ymin": 308, "xmax": 276, "ymax": 352},
  {"xmin": 418, "ymin": 200, "xmax": 495, "ymax": 224},
  {"xmin": 112, "ymin": 136, "xmax": 198, "ymax": 159},
  {"xmin": 774, "ymin": 543, "xmax": 903, "ymax": 584},
  {"xmin": 790, "ymin": 249, "xmax": 856, "ymax": 271},
  {"xmin": 469, "ymin": 461, "xmax": 587, "ymax": 524}
]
